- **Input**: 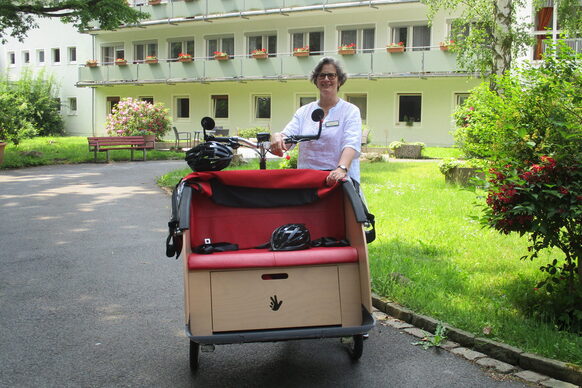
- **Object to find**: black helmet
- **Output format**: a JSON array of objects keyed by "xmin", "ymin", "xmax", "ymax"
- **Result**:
[
  {"xmin": 270, "ymin": 224, "xmax": 311, "ymax": 251},
  {"xmin": 185, "ymin": 141, "xmax": 233, "ymax": 172}
]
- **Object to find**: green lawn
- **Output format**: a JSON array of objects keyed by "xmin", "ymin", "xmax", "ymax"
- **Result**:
[
  {"xmin": 1, "ymin": 136, "xmax": 185, "ymax": 169},
  {"xmin": 160, "ymin": 160, "xmax": 582, "ymax": 366}
]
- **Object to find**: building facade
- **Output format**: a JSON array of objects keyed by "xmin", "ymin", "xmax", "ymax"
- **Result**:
[{"xmin": 3, "ymin": 0, "xmax": 576, "ymax": 146}]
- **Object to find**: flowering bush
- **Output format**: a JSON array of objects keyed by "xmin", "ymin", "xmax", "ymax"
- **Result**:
[
  {"xmin": 178, "ymin": 53, "xmax": 191, "ymax": 59},
  {"xmin": 251, "ymin": 48, "xmax": 266, "ymax": 55},
  {"xmin": 439, "ymin": 39, "xmax": 455, "ymax": 47},
  {"xmin": 105, "ymin": 98, "xmax": 171, "ymax": 140},
  {"xmin": 483, "ymin": 155, "xmax": 582, "ymax": 327},
  {"xmin": 213, "ymin": 51, "xmax": 228, "ymax": 57},
  {"xmin": 86, "ymin": 59, "xmax": 98, "ymax": 66},
  {"xmin": 115, "ymin": 58, "xmax": 127, "ymax": 64},
  {"xmin": 145, "ymin": 55, "xmax": 157, "ymax": 60},
  {"xmin": 294, "ymin": 46, "xmax": 309, "ymax": 53},
  {"xmin": 338, "ymin": 43, "xmax": 356, "ymax": 50},
  {"xmin": 387, "ymin": 42, "xmax": 404, "ymax": 48}
]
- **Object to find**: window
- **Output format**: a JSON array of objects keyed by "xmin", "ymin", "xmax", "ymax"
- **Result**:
[
  {"xmin": 102, "ymin": 44, "xmax": 124, "ymax": 65},
  {"xmin": 8, "ymin": 51, "xmax": 15, "ymax": 65},
  {"xmin": 134, "ymin": 41, "xmax": 158, "ymax": 62},
  {"xmin": 68, "ymin": 47, "xmax": 77, "ymax": 63},
  {"xmin": 346, "ymin": 94, "xmax": 367, "ymax": 122},
  {"xmin": 139, "ymin": 96, "xmax": 154, "ymax": 104},
  {"xmin": 23, "ymin": 51, "xmax": 30, "ymax": 64},
  {"xmin": 254, "ymin": 95, "xmax": 271, "ymax": 119},
  {"xmin": 207, "ymin": 36, "xmax": 234, "ymax": 58},
  {"xmin": 398, "ymin": 94, "xmax": 422, "ymax": 123},
  {"xmin": 297, "ymin": 95, "xmax": 317, "ymax": 108},
  {"xmin": 37, "ymin": 49, "xmax": 45, "ymax": 64},
  {"xmin": 339, "ymin": 27, "xmax": 375, "ymax": 53},
  {"xmin": 392, "ymin": 25, "xmax": 431, "ymax": 51},
  {"xmin": 212, "ymin": 95, "xmax": 229, "ymax": 118},
  {"xmin": 169, "ymin": 38, "xmax": 194, "ymax": 61},
  {"xmin": 291, "ymin": 31, "xmax": 323, "ymax": 55},
  {"xmin": 455, "ymin": 93, "xmax": 470, "ymax": 107},
  {"xmin": 247, "ymin": 34, "xmax": 277, "ymax": 57},
  {"xmin": 106, "ymin": 97, "xmax": 120, "ymax": 114},
  {"xmin": 52, "ymin": 48, "xmax": 61, "ymax": 63},
  {"xmin": 176, "ymin": 97, "xmax": 190, "ymax": 118},
  {"xmin": 68, "ymin": 97, "xmax": 78, "ymax": 114}
]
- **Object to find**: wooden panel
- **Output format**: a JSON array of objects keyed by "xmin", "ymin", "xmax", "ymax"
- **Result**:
[
  {"xmin": 211, "ymin": 266, "xmax": 341, "ymax": 332},
  {"xmin": 187, "ymin": 271, "xmax": 213, "ymax": 336},
  {"xmin": 338, "ymin": 263, "xmax": 362, "ymax": 327}
]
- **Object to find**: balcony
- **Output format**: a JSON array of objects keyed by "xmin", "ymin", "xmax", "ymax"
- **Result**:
[{"xmin": 77, "ymin": 48, "xmax": 463, "ymax": 86}]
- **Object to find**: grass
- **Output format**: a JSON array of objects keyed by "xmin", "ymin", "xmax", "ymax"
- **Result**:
[
  {"xmin": 361, "ymin": 161, "xmax": 581, "ymax": 366},
  {"xmin": 1, "ymin": 136, "xmax": 185, "ymax": 169},
  {"xmin": 159, "ymin": 160, "xmax": 582, "ymax": 366}
]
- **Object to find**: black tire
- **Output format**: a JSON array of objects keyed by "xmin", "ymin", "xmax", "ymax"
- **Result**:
[
  {"xmin": 348, "ymin": 334, "xmax": 364, "ymax": 361},
  {"xmin": 189, "ymin": 341, "xmax": 200, "ymax": 371}
]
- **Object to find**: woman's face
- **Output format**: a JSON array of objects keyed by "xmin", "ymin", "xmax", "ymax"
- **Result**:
[{"xmin": 316, "ymin": 63, "xmax": 339, "ymax": 97}]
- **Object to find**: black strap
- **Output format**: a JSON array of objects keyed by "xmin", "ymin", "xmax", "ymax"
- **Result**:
[
  {"xmin": 311, "ymin": 237, "xmax": 350, "ymax": 247},
  {"xmin": 194, "ymin": 242, "xmax": 239, "ymax": 254},
  {"xmin": 165, "ymin": 181, "xmax": 184, "ymax": 259}
]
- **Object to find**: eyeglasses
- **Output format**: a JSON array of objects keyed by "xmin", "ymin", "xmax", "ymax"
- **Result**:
[{"xmin": 317, "ymin": 72, "xmax": 337, "ymax": 80}]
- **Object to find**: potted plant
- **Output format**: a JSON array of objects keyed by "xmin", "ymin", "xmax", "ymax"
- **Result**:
[
  {"xmin": 388, "ymin": 140, "xmax": 425, "ymax": 159},
  {"xmin": 293, "ymin": 46, "xmax": 309, "ymax": 57},
  {"xmin": 115, "ymin": 58, "xmax": 127, "ymax": 66},
  {"xmin": 386, "ymin": 42, "xmax": 405, "ymax": 53},
  {"xmin": 214, "ymin": 51, "xmax": 229, "ymax": 60},
  {"xmin": 86, "ymin": 59, "xmax": 98, "ymax": 67},
  {"xmin": 439, "ymin": 157, "xmax": 488, "ymax": 186},
  {"xmin": 439, "ymin": 39, "xmax": 454, "ymax": 51},
  {"xmin": 105, "ymin": 98, "xmax": 171, "ymax": 142},
  {"xmin": 178, "ymin": 53, "xmax": 192, "ymax": 62},
  {"xmin": 338, "ymin": 43, "xmax": 356, "ymax": 55},
  {"xmin": 145, "ymin": 55, "xmax": 158, "ymax": 64},
  {"xmin": 251, "ymin": 48, "xmax": 268, "ymax": 59}
]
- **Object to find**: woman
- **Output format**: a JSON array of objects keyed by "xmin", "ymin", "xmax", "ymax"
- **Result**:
[{"xmin": 270, "ymin": 57, "xmax": 362, "ymax": 188}]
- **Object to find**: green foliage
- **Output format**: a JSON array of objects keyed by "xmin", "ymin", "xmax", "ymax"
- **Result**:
[
  {"xmin": 0, "ymin": 89, "xmax": 36, "ymax": 144},
  {"xmin": 454, "ymin": 43, "xmax": 581, "ymax": 161},
  {"xmin": 237, "ymin": 127, "xmax": 268, "ymax": 139},
  {"xmin": 412, "ymin": 323, "xmax": 447, "ymax": 350},
  {"xmin": 278, "ymin": 147, "xmax": 298, "ymax": 169},
  {"xmin": 388, "ymin": 141, "xmax": 425, "ymax": 150},
  {"xmin": 11, "ymin": 69, "xmax": 64, "ymax": 137},
  {"xmin": 438, "ymin": 157, "xmax": 489, "ymax": 175},
  {"xmin": 105, "ymin": 97, "xmax": 171, "ymax": 140},
  {"xmin": 0, "ymin": 0, "xmax": 148, "ymax": 43}
]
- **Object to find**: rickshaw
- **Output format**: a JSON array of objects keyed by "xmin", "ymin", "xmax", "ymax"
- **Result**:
[{"xmin": 166, "ymin": 113, "xmax": 375, "ymax": 370}]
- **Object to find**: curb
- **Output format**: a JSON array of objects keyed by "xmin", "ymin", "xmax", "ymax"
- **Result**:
[{"xmin": 372, "ymin": 294, "xmax": 582, "ymax": 387}]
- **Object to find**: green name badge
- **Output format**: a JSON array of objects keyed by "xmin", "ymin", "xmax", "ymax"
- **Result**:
[{"xmin": 325, "ymin": 120, "xmax": 339, "ymax": 127}]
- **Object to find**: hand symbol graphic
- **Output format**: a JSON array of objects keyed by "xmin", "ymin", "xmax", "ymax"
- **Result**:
[{"xmin": 269, "ymin": 295, "xmax": 283, "ymax": 311}]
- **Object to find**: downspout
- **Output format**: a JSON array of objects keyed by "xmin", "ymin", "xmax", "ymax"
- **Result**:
[{"xmin": 92, "ymin": 35, "xmax": 96, "ymax": 136}]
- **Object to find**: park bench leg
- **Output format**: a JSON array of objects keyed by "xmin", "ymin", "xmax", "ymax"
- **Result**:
[
  {"xmin": 131, "ymin": 149, "xmax": 135, "ymax": 161},
  {"xmin": 143, "ymin": 149, "xmax": 147, "ymax": 161},
  {"xmin": 94, "ymin": 150, "xmax": 97, "ymax": 163},
  {"xmin": 106, "ymin": 150, "xmax": 110, "ymax": 163}
]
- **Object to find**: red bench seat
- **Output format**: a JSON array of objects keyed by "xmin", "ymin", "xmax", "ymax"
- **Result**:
[{"xmin": 188, "ymin": 246, "xmax": 358, "ymax": 270}]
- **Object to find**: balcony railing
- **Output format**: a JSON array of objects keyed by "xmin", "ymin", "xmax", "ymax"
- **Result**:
[{"xmin": 77, "ymin": 47, "xmax": 463, "ymax": 86}]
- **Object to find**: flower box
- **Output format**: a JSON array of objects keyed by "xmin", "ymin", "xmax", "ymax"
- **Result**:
[
  {"xmin": 252, "ymin": 53, "xmax": 268, "ymax": 59},
  {"xmin": 387, "ymin": 46, "xmax": 404, "ymax": 53},
  {"xmin": 148, "ymin": 0, "xmax": 162, "ymax": 5},
  {"xmin": 293, "ymin": 51, "xmax": 309, "ymax": 57},
  {"xmin": 145, "ymin": 57, "xmax": 158, "ymax": 64},
  {"xmin": 115, "ymin": 59, "xmax": 127, "ymax": 66},
  {"xmin": 214, "ymin": 55, "xmax": 229, "ymax": 61},
  {"xmin": 338, "ymin": 49, "xmax": 356, "ymax": 55},
  {"xmin": 440, "ymin": 45, "xmax": 450, "ymax": 51},
  {"xmin": 86, "ymin": 61, "xmax": 98, "ymax": 68}
]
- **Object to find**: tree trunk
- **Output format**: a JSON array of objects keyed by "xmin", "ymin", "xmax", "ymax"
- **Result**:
[{"xmin": 491, "ymin": 0, "xmax": 513, "ymax": 89}]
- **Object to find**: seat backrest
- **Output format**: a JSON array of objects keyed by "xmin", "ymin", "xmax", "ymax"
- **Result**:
[{"xmin": 173, "ymin": 126, "xmax": 179, "ymax": 136}]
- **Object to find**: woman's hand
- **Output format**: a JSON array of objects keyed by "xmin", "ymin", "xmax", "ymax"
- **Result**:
[
  {"xmin": 269, "ymin": 132, "xmax": 287, "ymax": 157},
  {"xmin": 326, "ymin": 168, "xmax": 347, "ymax": 186}
]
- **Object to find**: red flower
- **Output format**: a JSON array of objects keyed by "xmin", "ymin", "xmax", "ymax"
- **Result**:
[
  {"xmin": 285, "ymin": 155, "xmax": 291, "ymax": 160},
  {"xmin": 559, "ymin": 187, "xmax": 569, "ymax": 195},
  {"xmin": 531, "ymin": 164, "xmax": 543, "ymax": 172}
]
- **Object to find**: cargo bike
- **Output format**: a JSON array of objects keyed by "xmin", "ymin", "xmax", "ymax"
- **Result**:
[{"xmin": 166, "ymin": 113, "xmax": 376, "ymax": 370}]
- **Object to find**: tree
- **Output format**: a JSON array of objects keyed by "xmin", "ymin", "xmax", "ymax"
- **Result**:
[
  {"xmin": 421, "ymin": 0, "xmax": 581, "ymax": 80},
  {"xmin": 0, "ymin": 0, "xmax": 148, "ymax": 43}
]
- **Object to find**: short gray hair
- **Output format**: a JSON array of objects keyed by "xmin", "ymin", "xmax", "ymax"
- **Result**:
[{"xmin": 310, "ymin": 57, "xmax": 348, "ymax": 90}]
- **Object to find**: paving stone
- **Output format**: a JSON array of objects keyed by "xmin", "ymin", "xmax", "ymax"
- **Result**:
[
  {"xmin": 540, "ymin": 378, "xmax": 579, "ymax": 388},
  {"xmin": 373, "ymin": 311, "xmax": 389, "ymax": 321},
  {"xmin": 403, "ymin": 327, "xmax": 428, "ymax": 339},
  {"xmin": 445, "ymin": 327, "xmax": 476, "ymax": 348},
  {"xmin": 476, "ymin": 357, "xmax": 517, "ymax": 374},
  {"xmin": 450, "ymin": 347, "xmax": 487, "ymax": 361},
  {"xmin": 474, "ymin": 337, "xmax": 523, "ymax": 365},
  {"xmin": 514, "ymin": 370, "xmax": 550, "ymax": 384},
  {"xmin": 438, "ymin": 340, "xmax": 460, "ymax": 350},
  {"xmin": 520, "ymin": 352, "xmax": 582, "ymax": 386},
  {"xmin": 384, "ymin": 302, "xmax": 413, "ymax": 322},
  {"xmin": 384, "ymin": 318, "xmax": 414, "ymax": 330},
  {"xmin": 411, "ymin": 313, "xmax": 439, "ymax": 333}
]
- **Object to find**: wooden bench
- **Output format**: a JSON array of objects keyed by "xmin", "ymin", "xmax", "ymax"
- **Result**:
[{"xmin": 87, "ymin": 136, "xmax": 155, "ymax": 162}]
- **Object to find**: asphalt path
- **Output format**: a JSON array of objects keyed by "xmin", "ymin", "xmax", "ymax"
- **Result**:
[{"xmin": 0, "ymin": 161, "xmax": 528, "ymax": 388}]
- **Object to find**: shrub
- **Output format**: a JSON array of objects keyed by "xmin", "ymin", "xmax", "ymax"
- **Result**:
[
  {"xmin": 237, "ymin": 127, "xmax": 268, "ymax": 139},
  {"xmin": 105, "ymin": 98, "xmax": 171, "ymax": 140},
  {"xmin": 388, "ymin": 141, "xmax": 425, "ymax": 150},
  {"xmin": 438, "ymin": 157, "xmax": 489, "ymax": 175},
  {"xmin": 0, "ymin": 90, "xmax": 36, "ymax": 145},
  {"xmin": 278, "ymin": 147, "xmax": 298, "ymax": 169}
]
